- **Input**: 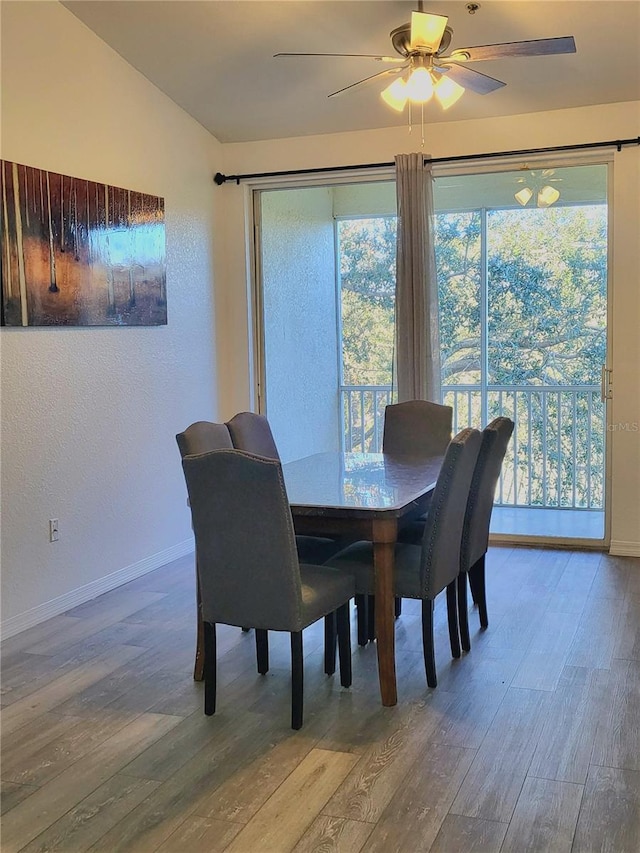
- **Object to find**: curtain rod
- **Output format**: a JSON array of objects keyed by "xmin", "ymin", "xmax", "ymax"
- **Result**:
[{"xmin": 213, "ymin": 136, "xmax": 640, "ymax": 185}]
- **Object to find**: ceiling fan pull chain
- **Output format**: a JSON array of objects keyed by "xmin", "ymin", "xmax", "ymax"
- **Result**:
[{"xmin": 421, "ymin": 102, "xmax": 425, "ymax": 148}]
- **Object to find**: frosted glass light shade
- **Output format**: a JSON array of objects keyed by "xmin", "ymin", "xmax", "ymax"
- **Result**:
[
  {"xmin": 406, "ymin": 67, "xmax": 434, "ymax": 102},
  {"xmin": 515, "ymin": 187, "xmax": 533, "ymax": 206},
  {"xmin": 538, "ymin": 185, "xmax": 561, "ymax": 207},
  {"xmin": 434, "ymin": 75, "xmax": 465, "ymax": 109},
  {"xmin": 381, "ymin": 77, "xmax": 409, "ymax": 111},
  {"xmin": 410, "ymin": 11, "xmax": 448, "ymax": 51}
]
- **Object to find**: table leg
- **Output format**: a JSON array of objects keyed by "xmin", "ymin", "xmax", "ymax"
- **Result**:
[
  {"xmin": 193, "ymin": 557, "xmax": 205, "ymax": 682},
  {"xmin": 373, "ymin": 519, "xmax": 398, "ymax": 706}
]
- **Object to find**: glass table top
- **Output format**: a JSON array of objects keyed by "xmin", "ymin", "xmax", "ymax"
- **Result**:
[{"xmin": 283, "ymin": 451, "xmax": 442, "ymax": 516}]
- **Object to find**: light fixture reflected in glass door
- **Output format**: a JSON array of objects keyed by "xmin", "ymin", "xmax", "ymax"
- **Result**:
[{"xmin": 515, "ymin": 167, "xmax": 562, "ymax": 207}]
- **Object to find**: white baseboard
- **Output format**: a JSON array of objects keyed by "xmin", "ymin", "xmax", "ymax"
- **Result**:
[
  {"xmin": 1, "ymin": 540, "xmax": 195, "ymax": 642},
  {"xmin": 609, "ymin": 540, "xmax": 640, "ymax": 557}
]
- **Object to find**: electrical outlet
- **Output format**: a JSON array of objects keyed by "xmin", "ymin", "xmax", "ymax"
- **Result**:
[{"xmin": 49, "ymin": 519, "xmax": 59, "ymax": 542}]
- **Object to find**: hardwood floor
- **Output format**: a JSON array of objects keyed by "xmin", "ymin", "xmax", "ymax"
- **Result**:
[{"xmin": 1, "ymin": 546, "xmax": 639, "ymax": 852}]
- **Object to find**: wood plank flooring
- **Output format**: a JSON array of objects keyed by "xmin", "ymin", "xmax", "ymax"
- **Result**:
[{"xmin": 2, "ymin": 546, "xmax": 639, "ymax": 852}]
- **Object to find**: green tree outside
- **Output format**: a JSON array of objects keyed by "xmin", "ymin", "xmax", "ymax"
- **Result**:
[{"xmin": 337, "ymin": 203, "xmax": 607, "ymax": 508}]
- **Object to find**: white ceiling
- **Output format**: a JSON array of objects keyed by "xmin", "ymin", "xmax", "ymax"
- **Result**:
[{"xmin": 63, "ymin": 0, "xmax": 640, "ymax": 143}]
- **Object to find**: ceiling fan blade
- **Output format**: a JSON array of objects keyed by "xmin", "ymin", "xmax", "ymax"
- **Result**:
[
  {"xmin": 328, "ymin": 66, "xmax": 406, "ymax": 99},
  {"xmin": 449, "ymin": 36, "xmax": 576, "ymax": 63},
  {"xmin": 444, "ymin": 63, "xmax": 506, "ymax": 94},
  {"xmin": 274, "ymin": 52, "xmax": 404, "ymax": 63},
  {"xmin": 410, "ymin": 11, "xmax": 448, "ymax": 52}
]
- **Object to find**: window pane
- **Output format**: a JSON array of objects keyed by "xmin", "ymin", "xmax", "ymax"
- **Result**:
[
  {"xmin": 338, "ymin": 217, "xmax": 396, "ymax": 387},
  {"xmin": 435, "ymin": 211, "xmax": 482, "ymax": 385},
  {"xmin": 487, "ymin": 205, "xmax": 607, "ymax": 386},
  {"xmin": 338, "ymin": 216, "xmax": 396, "ymax": 452}
]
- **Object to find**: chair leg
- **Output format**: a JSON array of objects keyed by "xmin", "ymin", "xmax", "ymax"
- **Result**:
[
  {"xmin": 367, "ymin": 595, "xmax": 376, "ymax": 641},
  {"xmin": 336, "ymin": 603, "xmax": 352, "ymax": 688},
  {"xmin": 291, "ymin": 631, "xmax": 304, "ymax": 730},
  {"xmin": 255, "ymin": 629, "xmax": 269, "ymax": 674},
  {"xmin": 324, "ymin": 612, "xmax": 337, "ymax": 675},
  {"xmin": 203, "ymin": 621, "xmax": 216, "ymax": 715},
  {"xmin": 421, "ymin": 600, "xmax": 437, "ymax": 688},
  {"xmin": 395, "ymin": 597, "xmax": 402, "ymax": 619},
  {"xmin": 446, "ymin": 581, "xmax": 461, "ymax": 659},
  {"xmin": 457, "ymin": 572, "xmax": 471, "ymax": 653},
  {"xmin": 356, "ymin": 594, "xmax": 368, "ymax": 646},
  {"xmin": 469, "ymin": 555, "xmax": 488, "ymax": 628}
]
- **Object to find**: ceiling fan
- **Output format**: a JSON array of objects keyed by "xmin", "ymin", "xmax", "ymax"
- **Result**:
[{"xmin": 274, "ymin": 2, "xmax": 576, "ymax": 113}]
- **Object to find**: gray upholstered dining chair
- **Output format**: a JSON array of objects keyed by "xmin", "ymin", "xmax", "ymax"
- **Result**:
[
  {"xmin": 382, "ymin": 399, "xmax": 453, "ymax": 458},
  {"xmin": 387, "ymin": 400, "xmax": 453, "ymax": 547},
  {"xmin": 176, "ymin": 420, "xmax": 233, "ymax": 456},
  {"xmin": 366, "ymin": 399, "xmax": 453, "ymax": 633},
  {"xmin": 181, "ymin": 449, "xmax": 354, "ymax": 729},
  {"xmin": 226, "ymin": 411, "xmax": 346, "ymax": 674},
  {"xmin": 327, "ymin": 428, "xmax": 482, "ymax": 688},
  {"xmin": 176, "ymin": 421, "xmax": 235, "ymax": 680},
  {"xmin": 457, "ymin": 416, "xmax": 514, "ymax": 651},
  {"xmin": 176, "ymin": 418, "xmax": 279, "ymax": 657},
  {"xmin": 225, "ymin": 412, "xmax": 342, "ymax": 564},
  {"xmin": 226, "ymin": 411, "xmax": 280, "ymax": 460}
]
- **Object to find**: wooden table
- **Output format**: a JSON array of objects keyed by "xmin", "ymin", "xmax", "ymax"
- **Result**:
[{"xmin": 283, "ymin": 451, "xmax": 442, "ymax": 707}]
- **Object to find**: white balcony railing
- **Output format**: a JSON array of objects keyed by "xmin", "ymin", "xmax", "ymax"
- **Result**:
[{"xmin": 340, "ymin": 384, "xmax": 605, "ymax": 510}]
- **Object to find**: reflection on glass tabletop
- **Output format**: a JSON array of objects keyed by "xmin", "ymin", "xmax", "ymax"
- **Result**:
[{"xmin": 283, "ymin": 451, "xmax": 442, "ymax": 514}]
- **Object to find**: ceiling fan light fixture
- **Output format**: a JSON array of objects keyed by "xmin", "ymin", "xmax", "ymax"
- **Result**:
[
  {"xmin": 515, "ymin": 187, "xmax": 533, "ymax": 206},
  {"xmin": 405, "ymin": 67, "xmax": 434, "ymax": 102},
  {"xmin": 538, "ymin": 185, "xmax": 560, "ymax": 207},
  {"xmin": 410, "ymin": 11, "xmax": 448, "ymax": 52},
  {"xmin": 278, "ymin": 14, "xmax": 576, "ymax": 131},
  {"xmin": 514, "ymin": 172, "xmax": 561, "ymax": 207},
  {"xmin": 433, "ymin": 74, "xmax": 465, "ymax": 109},
  {"xmin": 381, "ymin": 77, "xmax": 409, "ymax": 111}
]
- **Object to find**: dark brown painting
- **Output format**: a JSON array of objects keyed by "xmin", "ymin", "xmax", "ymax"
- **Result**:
[{"xmin": 1, "ymin": 161, "xmax": 166, "ymax": 326}]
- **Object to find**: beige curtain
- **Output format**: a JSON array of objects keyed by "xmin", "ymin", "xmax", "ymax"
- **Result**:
[{"xmin": 394, "ymin": 152, "xmax": 441, "ymax": 402}]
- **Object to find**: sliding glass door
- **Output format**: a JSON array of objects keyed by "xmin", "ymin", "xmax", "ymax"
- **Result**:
[
  {"xmin": 433, "ymin": 165, "xmax": 609, "ymax": 540},
  {"xmin": 256, "ymin": 163, "xmax": 610, "ymax": 541}
]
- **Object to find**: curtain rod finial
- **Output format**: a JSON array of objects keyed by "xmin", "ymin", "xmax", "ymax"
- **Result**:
[{"xmin": 214, "ymin": 172, "xmax": 227, "ymax": 185}]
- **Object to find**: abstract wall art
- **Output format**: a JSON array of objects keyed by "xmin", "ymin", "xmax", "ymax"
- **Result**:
[{"xmin": 1, "ymin": 161, "xmax": 166, "ymax": 326}]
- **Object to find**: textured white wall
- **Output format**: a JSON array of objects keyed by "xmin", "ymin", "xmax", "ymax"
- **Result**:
[
  {"xmin": 0, "ymin": 1, "xmax": 224, "ymax": 632},
  {"xmin": 219, "ymin": 101, "xmax": 640, "ymax": 554},
  {"xmin": 261, "ymin": 187, "xmax": 339, "ymax": 462}
]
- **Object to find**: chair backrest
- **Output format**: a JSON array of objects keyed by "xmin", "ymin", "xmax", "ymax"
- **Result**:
[
  {"xmin": 182, "ymin": 449, "xmax": 303, "ymax": 632},
  {"xmin": 461, "ymin": 417, "xmax": 514, "ymax": 570},
  {"xmin": 420, "ymin": 427, "xmax": 482, "ymax": 598},
  {"xmin": 383, "ymin": 400, "xmax": 453, "ymax": 457},
  {"xmin": 176, "ymin": 421, "xmax": 233, "ymax": 458},
  {"xmin": 226, "ymin": 411, "xmax": 280, "ymax": 460}
]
